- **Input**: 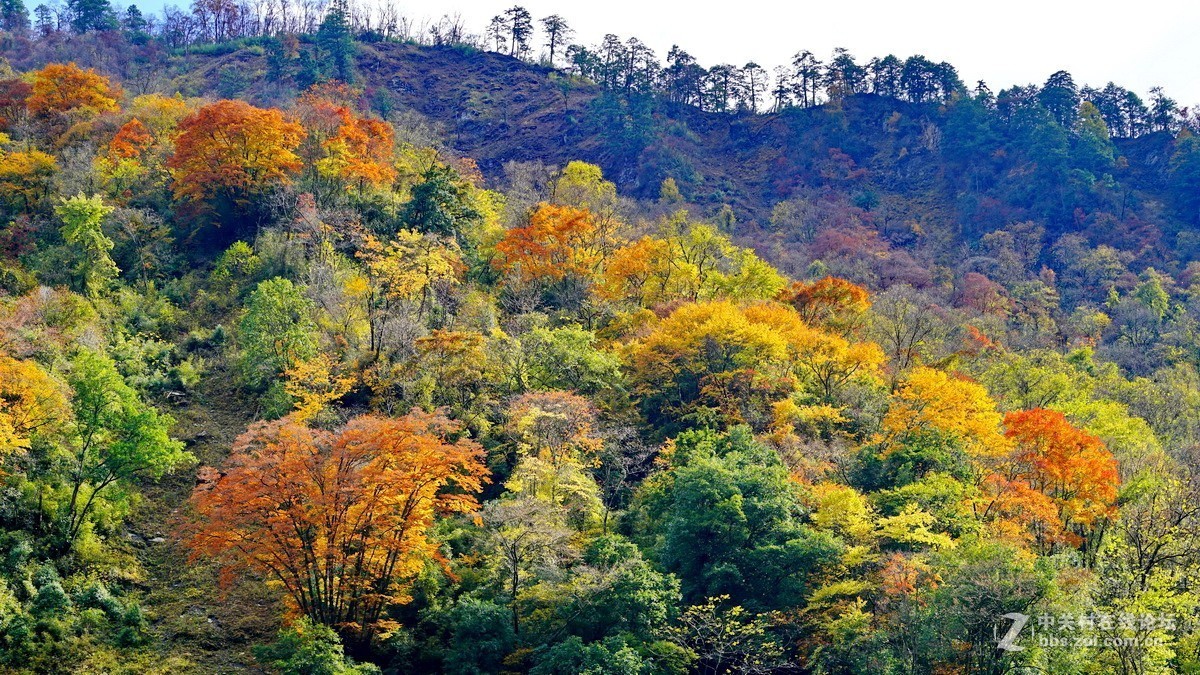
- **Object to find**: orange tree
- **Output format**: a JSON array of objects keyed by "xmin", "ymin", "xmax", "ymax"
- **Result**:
[
  {"xmin": 493, "ymin": 203, "xmax": 603, "ymax": 308},
  {"xmin": 168, "ymin": 100, "xmax": 303, "ymax": 239},
  {"xmin": 295, "ymin": 84, "xmax": 396, "ymax": 196},
  {"xmin": 26, "ymin": 62, "xmax": 120, "ymax": 128},
  {"xmin": 187, "ymin": 411, "xmax": 489, "ymax": 647},
  {"xmin": 777, "ymin": 275, "xmax": 871, "ymax": 336},
  {"xmin": 980, "ymin": 408, "xmax": 1119, "ymax": 551}
]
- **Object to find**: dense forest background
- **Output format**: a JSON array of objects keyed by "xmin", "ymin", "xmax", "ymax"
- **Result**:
[{"xmin": 2, "ymin": 2, "xmax": 1200, "ymax": 674}]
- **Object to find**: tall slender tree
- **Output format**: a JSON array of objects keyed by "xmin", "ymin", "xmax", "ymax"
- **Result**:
[
  {"xmin": 503, "ymin": 6, "xmax": 532, "ymax": 59},
  {"xmin": 540, "ymin": 14, "xmax": 571, "ymax": 66}
]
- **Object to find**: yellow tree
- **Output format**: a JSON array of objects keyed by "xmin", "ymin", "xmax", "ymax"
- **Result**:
[
  {"xmin": 358, "ymin": 230, "xmax": 460, "ymax": 343},
  {"xmin": 296, "ymin": 84, "xmax": 397, "ymax": 196},
  {"xmin": 659, "ymin": 213, "xmax": 785, "ymax": 302},
  {"xmin": 503, "ymin": 391, "xmax": 604, "ymax": 524},
  {"xmin": 0, "ymin": 353, "xmax": 69, "ymax": 456},
  {"xmin": 599, "ymin": 222, "xmax": 785, "ymax": 308},
  {"xmin": 626, "ymin": 300, "xmax": 795, "ymax": 431},
  {"xmin": 598, "ymin": 236, "xmax": 675, "ymax": 306},
  {"xmin": 744, "ymin": 302, "xmax": 884, "ymax": 404},
  {"xmin": 778, "ymin": 276, "xmax": 872, "ymax": 336},
  {"xmin": 284, "ymin": 354, "xmax": 354, "ymax": 423},
  {"xmin": 0, "ymin": 149, "xmax": 57, "ymax": 210},
  {"xmin": 979, "ymin": 409, "xmax": 1119, "ymax": 550},
  {"xmin": 550, "ymin": 160, "xmax": 623, "ymax": 256},
  {"xmin": 95, "ymin": 95, "xmax": 194, "ymax": 201},
  {"xmin": 881, "ymin": 366, "xmax": 1009, "ymax": 458},
  {"xmin": 125, "ymin": 93, "xmax": 193, "ymax": 137}
]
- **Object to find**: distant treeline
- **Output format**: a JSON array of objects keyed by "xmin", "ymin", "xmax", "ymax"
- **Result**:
[{"xmin": 0, "ymin": 0, "xmax": 1194, "ymax": 136}]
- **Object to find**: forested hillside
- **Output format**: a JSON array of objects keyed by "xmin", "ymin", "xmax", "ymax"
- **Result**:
[{"xmin": 2, "ymin": 2, "xmax": 1200, "ymax": 674}]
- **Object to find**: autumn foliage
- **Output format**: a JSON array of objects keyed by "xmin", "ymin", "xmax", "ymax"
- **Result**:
[
  {"xmin": 297, "ymin": 85, "xmax": 397, "ymax": 190},
  {"xmin": 1, "ymin": 49, "xmax": 1190, "ymax": 672},
  {"xmin": 1007, "ymin": 409, "xmax": 1117, "ymax": 537},
  {"xmin": 0, "ymin": 150, "xmax": 58, "ymax": 210},
  {"xmin": 26, "ymin": 63, "xmax": 121, "ymax": 121},
  {"xmin": 0, "ymin": 78, "xmax": 32, "ymax": 131},
  {"xmin": 778, "ymin": 275, "xmax": 871, "ymax": 334},
  {"xmin": 168, "ymin": 99, "xmax": 304, "ymax": 206},
  {"xmin": 882, "ymin": 367, "xmax": 1009, "ymax": 457},
  {"xmin": 628, "ymin": 299, "xmax": 883, "ymax": 430},
  {"xmin": 107, "ymin": 118, "xmax": 154, "ymax": 159},
  {"xmin": 973, "ymin": 408, "xmax": 1119, "ymax": 550},
  {"xmin": 187, "ymin": 411, "xmax": 489, "ymax": 645},
  {"xmin": 494, "ymin": 203, "xmax": 602, "ymax": 284},
  {"xmin": 0, "ymin": 353, "xmax": 68, "ymax": 455}
]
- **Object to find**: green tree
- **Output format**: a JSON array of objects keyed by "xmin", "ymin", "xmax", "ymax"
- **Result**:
[
  {"xmin": 539, "ymin": 14, "xmax": 572, "ymax": 65},
  {"xmin": 0, "ymin": 0, "xmax": 29, "ymax": 31},
  {"xmin": 316, "ymin": 0, "xmax": 355, "ymax": 83},
  {"xmin": 401, "ymin": 166, "xmax": 483, "ymax": 239},
  {"xmin": 503, "ymin": 6, "xmax": 533, "ymax": 58},
  {"xmin": 566, "ymin": 536, "xmax": 681, "ymax": 642},
  {"xmin": 236, "ymin": 277, "xmax": 319, "ymax": 389},
  {"xmin": 120, "ymin": 4, "xmax": 144, "ymax": 33},
  {"xmin": 1038, "ymin": 70, "xmax": 1080, "ymax": 127},
  {"xmin": 1073, "ymin": 101, "xmax": 1116, "ymax": 174},
  {"xmin": 916, "ymin": 540, "xmax": 1055, "ymax": 674},
  {"xmin": 57, "ymin": 194, "xmax": 119, "ymax": 297},
  {"xmin": 67, "ymin": 0, "xmax": 115, "ymax": 32},
  {"xmin": 1169, "ymin": 131, "xmax": 1200, "ymax": 225},
  {"xmin": 440, "ymin": 599, "xmax": 517, "ymax": 675},
  {"xmin": 627, "ymin": 427, "xmax": 842, "ymax": 611},
  {"xmin": 1091, "ymin": 476, "xmax": 1200, "ymax": 674},
  {"xmin": 521, "ymin": 325, "xmax": 623, "ymax": 395},
  {"xmin": 254, "ymin": 617, "xmax": 381, "ymax": 675},
  {"xmin": 483, "ymin": 497, "xmax": 575, "ymax": 635},
  {"xmin": 530, "ymin": 636, "xmax": 649, "ymax": 675},
  {"xmin": 62, "ymin": 349, "xmax": 191, "ymax": 547}
]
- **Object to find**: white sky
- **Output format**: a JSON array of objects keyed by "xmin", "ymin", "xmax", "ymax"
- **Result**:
[{"xmin": 415, "ymin": 0, "xmax": 1200, "ymax": 106}]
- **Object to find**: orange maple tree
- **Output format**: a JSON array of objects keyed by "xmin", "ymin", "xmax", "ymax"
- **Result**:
[
  {"xmin": 26, "ymin": 62, "xmax": 121, "ymax": 120},
  {"xmin": 187, "ymin": 412, "xmax": 489, "ymax": 645},
  {"xmin": 493, "ymin": 203, "xmax": 602, "ymax": 284},
  {"xmin": 975, "ymin": 409, "xmax": 1119, "ymax": 549},
  {"xmin": 777, "ymin": 275, "xmax": 871, "ymax": 336},
  {"xmin": 296, "ymin": 84, "xmax": 396, "ymax": 191},
  {"xmin": 168, "ymin": 99, "xmax": 304, "ymax": 207},
  {"xmin": 598, "ymin": 236, "xmax": 674, "ymax": 306},
  {"xmin": 1005, "ymin": 408, "xmax": 1119, "ymax": 529},
  {"xmin": 108, "ymin": 118, "xmax": 154, "ymax": 159}
]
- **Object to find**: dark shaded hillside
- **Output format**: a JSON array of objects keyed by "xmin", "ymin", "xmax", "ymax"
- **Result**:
[
  {"xmin": 350, "ymin": 45, "xmax": 959, "ymax": 222},
  {"xmin": 168, "ymin": 43, "xmax": 953, "ymax": 221},
  {"xmin": 356, "ymin": 44, "xmax": 604, "ymax": 172},
  {"xmin": 170, "ymin": 42, "xmax": 1191, "ymax": 277}
]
